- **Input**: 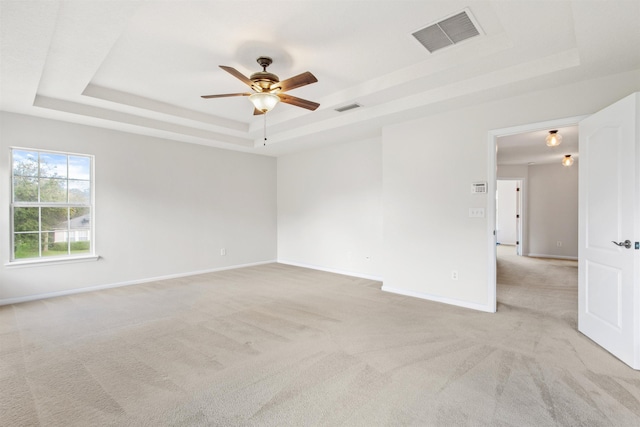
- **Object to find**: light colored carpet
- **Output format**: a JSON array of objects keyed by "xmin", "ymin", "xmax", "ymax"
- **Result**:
[{"xmin": 2, "ymin": 248, "xmax": 640, "ymax": 426}]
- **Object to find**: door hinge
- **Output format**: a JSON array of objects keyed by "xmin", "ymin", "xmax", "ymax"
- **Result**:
[{"xmin": 636, "ymin": 242, "xmax": 639, "ymax": 250}]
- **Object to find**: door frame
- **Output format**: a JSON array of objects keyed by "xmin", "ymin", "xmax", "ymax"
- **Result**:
[{"xmin": 486, "ymin": 115, "xmax": 588, "ymax": 312}]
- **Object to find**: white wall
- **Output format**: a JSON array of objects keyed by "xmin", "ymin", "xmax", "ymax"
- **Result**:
[
  {"xmin": 497, "ymin": 165, "xmax": 529, "ymax": 179},
  {"xmin": 527, "ymin": 162, "xmax": 579, "ymax": 259},
  {"xmin": 0, "ymin": 113, "xmax": 277, "ymax": 303},
  {"xmin": 277, "ymin": 137, "xmax": 382, "ymax": 279},
  {"xmin": 382, "ymin": 69, "xmax": 640, "ymax": 312},
  {"xmin": 497, "ymin": 180, "xmax": 518, "ymax": 245},
  {"xmin": 498, "ymin": 162, "xmax": 579, "ymax": 259},
  {"xmin": 2, "ymin": 70, "xmax": 639, "ymax": 310}
]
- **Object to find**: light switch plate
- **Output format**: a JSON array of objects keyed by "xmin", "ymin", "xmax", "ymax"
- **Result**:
[{"xmin": 469, "ymin": 208, "xmax": 485, "ymax": 218}]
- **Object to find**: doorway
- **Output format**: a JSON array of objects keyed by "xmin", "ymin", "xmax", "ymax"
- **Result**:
[{"xmin": 486, "ymin": 116, "xmax": 586, "ymax": 313}]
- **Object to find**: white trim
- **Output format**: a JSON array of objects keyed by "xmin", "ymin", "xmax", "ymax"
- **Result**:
[
  {"xmin": 487, "ymin": 115, "xmax": 589, "ymax": 138},
  {"xmin": 381, "ymin": 285, "xmax": 495, "ymax": 313},
  {"xmin": 0, "ymin": 260, "xmax": 276, "ymax": 306},
  {"xmin": 487, "ymin": 114, "xmax": 588, "ymax": 312},
  {"xmin": 5, "ymin": 254, "xmax": 100, "ymax": 268},
  {"xmin": 278, "ymin": 259, "xmax": 383, "ymax": 282},
  {"xmin": 527, "ymin": 253, "xmax": 578, "ymax": 261},
  {"xmin": 486, "ymin": 133, "xmax": 498, "ymax": 312}
]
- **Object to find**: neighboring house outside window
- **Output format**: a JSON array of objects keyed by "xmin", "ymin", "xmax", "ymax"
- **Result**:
[{"xmin": 10, "ymin": 148, "xmax": 93, "ymax": 261}]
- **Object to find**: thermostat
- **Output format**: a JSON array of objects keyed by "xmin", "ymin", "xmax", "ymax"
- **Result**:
[{"xmin": 471, "ymin": 182, "xmax": 487, "ymax": 194}]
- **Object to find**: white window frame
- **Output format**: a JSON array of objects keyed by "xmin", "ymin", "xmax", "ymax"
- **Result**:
[{"xmin": 8, "ymin": 147, "xmax": 97, "ymax": 266}]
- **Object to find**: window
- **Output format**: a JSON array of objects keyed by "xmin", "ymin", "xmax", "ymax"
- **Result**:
[{"xmin": 11, "ymin": 148, "xmax": 94, "ymax": 262}]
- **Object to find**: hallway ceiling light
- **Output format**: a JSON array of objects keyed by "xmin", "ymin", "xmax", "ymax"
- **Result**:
[
  {"xmin": 562, "ymin": 154, "xmax": 574, "ymax": 167},
  {"xmin": 546, "ymin": 130, "xmax": 563, "ymax": 147}
]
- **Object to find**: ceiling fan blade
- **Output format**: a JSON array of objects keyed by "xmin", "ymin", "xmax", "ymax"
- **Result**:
[
  {"xmin": 219, "ymin": 65, "xmax": 255, "ymax": 87},
  {"xmin": 278, "ymin": 93, "xmax": 320, "ymax": 111},
  {"xmin": 253, "ymin": 108, "xmax": 265, "ymax": 116},
  {"xmin": 271, "ymin": 71, "xmax": 317, "ymax": 92},
  {"xmin": 200, "ymin": 93, "xmax": 251, "ymax": 99}
]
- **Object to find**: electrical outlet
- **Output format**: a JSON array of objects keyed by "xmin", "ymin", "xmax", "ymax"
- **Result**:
[
  {"xmin": 469, "ymin": 208, "xmax": 485, "ymax": 218},
  {"xmin": 220, "ymin": 248, "xmax": 226, "ymax": 256},
  {"xmin": 451, "ymin": 270, "xmax": 458, "ymax": 280}
]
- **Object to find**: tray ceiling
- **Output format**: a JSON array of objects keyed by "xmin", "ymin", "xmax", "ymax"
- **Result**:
[{"xmin": 1, "ymin": 1, "xmax": 639, "ymax": 156}]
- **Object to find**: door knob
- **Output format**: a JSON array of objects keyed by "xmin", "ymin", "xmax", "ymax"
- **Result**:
[{"xmin": 612, "ymin": 240, "xmax": 632, "ymax": 249}]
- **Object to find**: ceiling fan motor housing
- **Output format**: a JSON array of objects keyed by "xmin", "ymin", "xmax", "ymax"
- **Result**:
[
  {"xmin": 250, "ymin": 71, "xmax": 279, "ymax": 89},
  {"xmin": 251, "ymin": 57, "xmax": 279, "ymax": 91}
]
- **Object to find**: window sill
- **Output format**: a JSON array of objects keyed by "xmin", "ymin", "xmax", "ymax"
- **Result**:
[{"xmin": 5, "ymin": 255, "xmax": 100, "ymax": 268}]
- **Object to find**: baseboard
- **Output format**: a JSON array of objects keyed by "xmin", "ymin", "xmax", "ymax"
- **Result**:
[
  {"xmin": 526, "ymin": 253, "xmax": 578, "ymax": 261},
  {"xmin": 277, "ymin": 259, "xmax": 383, "ymax": 282},
  {"xmin": 381, "ymin": 285, "xmax": 495, "ymax": 313},
  {"xmin": 0, "ymin": 260, "xmax": 277, "ymax": 306}
]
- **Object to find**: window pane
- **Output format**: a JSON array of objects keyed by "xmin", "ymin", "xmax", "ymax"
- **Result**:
[
  {"xmin": 42, "ymin": 207, "xmax": 68, "ymax": 231},
  {"xmin": 40, "ymin": 153, "xmax": 67, "ymax": 178},
  {"xmin": 14, "ymin": 207, "xmax": 39, "ymax": 232},
  {"xmin": 14, "ymin": 233, "xmax": 39, "ymax": 259},
  {"xmin": 70, "ymin": 207, "xmax": 90, "ymax": 231},
  {"xmin": 68, "ymin": 180, "xmax": 90, "ymax": 204},
  {"xmin": 40, "ymin": 178, "xmax": 67, "ymax": 202},
  {"xmin": 42, "ymin": 231, "xmax": 68, "ymax": 257},
  {"xmin": 12, "ymin": 150, "xmax": 38, "ymax": 177},
  {"xmin": 13, "ymin": 176, "xmax": 38, "ymax": 202},
  {"xmin": 70, "ymin": 240, "xmax": 90, "ymax": 254},
  {"xmin": 69, "ymin": 208, "xmax": 91, "ymax": 254},
  {"xmin": 69, "ymin": 156, "xmax": 91, "ymax": 180}
]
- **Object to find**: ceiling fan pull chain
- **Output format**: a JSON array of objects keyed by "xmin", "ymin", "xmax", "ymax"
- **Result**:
[{"xmin": 263, "ymin": 113, "xmax": 267, "ymax": 146}]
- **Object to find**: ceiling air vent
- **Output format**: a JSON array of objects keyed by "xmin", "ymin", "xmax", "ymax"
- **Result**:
[
  {"xmin": 412, "ymin": 9, "xmax": 481, "ymax": 53},
  {"xmin": 335, "ymin": 103, "xmax": 361, "ymax": 113}
]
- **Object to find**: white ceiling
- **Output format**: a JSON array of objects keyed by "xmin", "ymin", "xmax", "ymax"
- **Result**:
[{"xmin": 1, "ymin": 1, "xmax": 639, "ymax": 157}]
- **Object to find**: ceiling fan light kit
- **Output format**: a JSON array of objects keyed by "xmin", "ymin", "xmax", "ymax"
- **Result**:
[{"xmin": 250, "ymin": 92, "xmax": 280, "ymax": 113}]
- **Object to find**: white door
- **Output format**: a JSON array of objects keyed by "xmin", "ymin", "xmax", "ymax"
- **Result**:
[
  {"xmin": 515, "ymin": 182, "xmax": 522, "ymax": 256},
  {"xmin": 497, "ymin": 180, "xmax": 518, "ymax": 246},
  {"xmin": 578, "ymin": 92, "xmax": 639, "ymax": 369}
]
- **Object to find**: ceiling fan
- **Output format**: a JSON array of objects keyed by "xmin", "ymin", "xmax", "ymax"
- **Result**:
[{"xmin": 201, "ymin": 56, "xmax": 320, "ymax": 115}]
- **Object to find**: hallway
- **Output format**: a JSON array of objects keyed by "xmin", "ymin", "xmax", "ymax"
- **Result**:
[{"xmin": 496, "ymin": 244, "xmax": 578, "ymax": 326}]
